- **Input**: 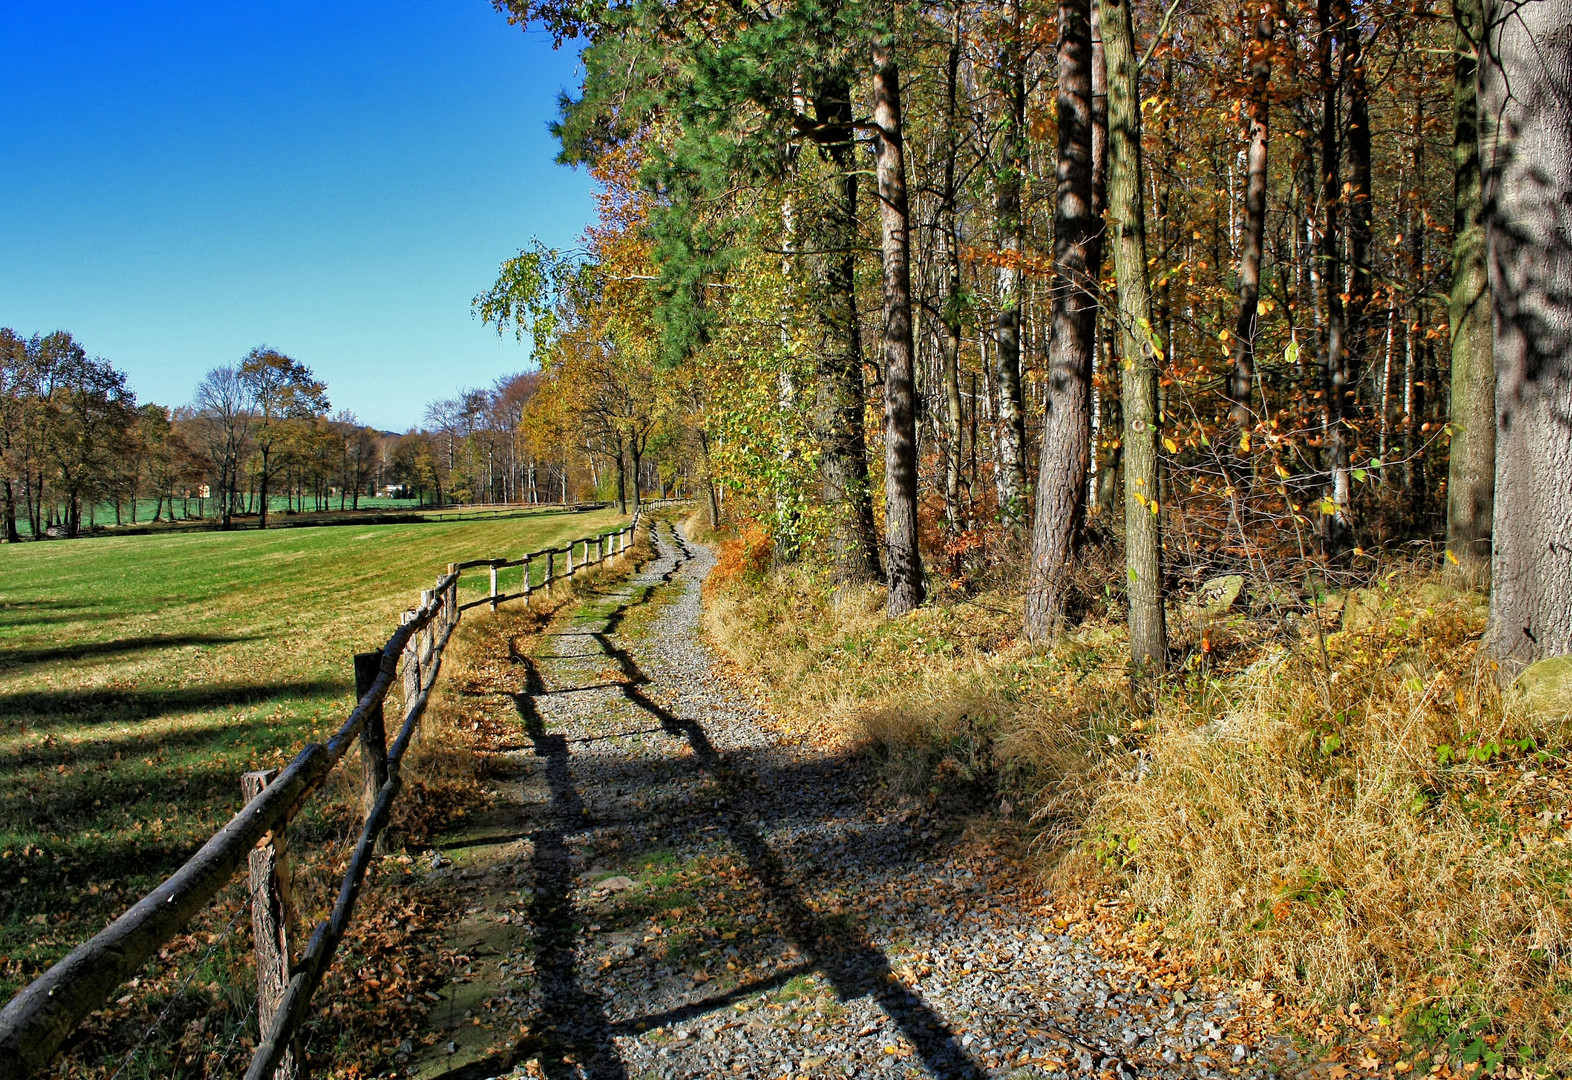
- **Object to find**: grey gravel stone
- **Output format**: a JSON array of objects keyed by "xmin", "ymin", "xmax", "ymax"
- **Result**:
[{"xmin": 464, "ymin": 521, "xmax": 1280, "ymax": 1079}]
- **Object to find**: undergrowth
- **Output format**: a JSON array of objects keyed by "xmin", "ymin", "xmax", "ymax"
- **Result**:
[{"xmin": 702, "ymin": 539, "xmax": 1572, "ymax": 1074}]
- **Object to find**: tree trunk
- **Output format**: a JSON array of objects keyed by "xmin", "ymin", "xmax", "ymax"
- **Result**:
[
  {"xmin": 1026, "ymin": 0, "xmax": 1100, "ymax": 640},
  {"xmin": 1480, "ymin": 0, "xmax": 1572, "ymax": 670},
  {"xmin": 994, "ymin": 0, "xmax": 1030, "ymax": 529},
  {"xmin": 1318, "ymin": 0, "xmax": 1354, "ymax": 552},
  {"xmin": 1227, "ymin": 6, "xmax": 1274, "ymax": 430},
  {"xmin": 258, "ymin": 447, "xmax": 271, "ymax": 529},
  {"xmin": 940, "ymin": 15, "xmax": 967, "ymax": 534},
  {"xmin": 1445, "ymin": 0, "xmax": 1494, "ymax": 572},
  {"xmin": 1101, "ymin": 0, "xmax": 1167, "ymax": 671},
  {"xmin": 3, "ymin": 478, "xmax": 18, "ymax": 543},
  {"xmin": 873, "ymin": 36, "xmax": 927, "ymax": 617},
  {"xmin": 815, "ymin": 79, "xmax": 883, "ymax": 584}
]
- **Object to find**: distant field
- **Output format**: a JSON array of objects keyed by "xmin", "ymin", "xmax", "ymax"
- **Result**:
[
  {"xmin": 11, "ymin": 496, "xmax": 602, "ymax": 537},
  {"xmin": 0, "ymin": 507, "xmax": 624, "ymax": 999}
]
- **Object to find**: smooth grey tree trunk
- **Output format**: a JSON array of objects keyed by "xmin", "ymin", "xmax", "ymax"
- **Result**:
[
  {"xmin": 1445, "ymin": 0, "xmax": 1495, "ymax": 572},
  {"xmin": 1480, "ymin": 0, "xmax": 1572, "ymax": 669},
  {"xmin": 873, "ymin": 37, "xmax": 927, "ymax": 617}
]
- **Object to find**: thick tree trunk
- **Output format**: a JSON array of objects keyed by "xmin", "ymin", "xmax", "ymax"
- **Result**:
[
  {"xmin": 1445, "ymin": 0, "xmax": 1494, "ymax": 572},
  {"xmin": 1026, "ymin": 0, "xmax": 1100, "ymax": 640},
  {"xmin": 1227, "ymin": 6, "xmax": 1274, "ymax": 430},
  {"xmin": 1480, "ymin": 0, "xmax": 1572, "ymax": 669},
  {"xmin": 815, "ymin": 79, "xmax": 883, "ymax": 584},
  {"xmin": 994, "ymin": 0, "xmax": 1030, "ymax": 529},
  {"xmin": 1101, "ymin": 0, "xmax": 1167, "ymax": 671},
  {"xmin": 873, "ymin": 38, "xmax": 926, "ymax": 617}
]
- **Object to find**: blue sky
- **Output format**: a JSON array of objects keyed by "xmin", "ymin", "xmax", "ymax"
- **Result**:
[{"xmin": 0, "ymin": 2, "xmax": 593, "ymax": 431}]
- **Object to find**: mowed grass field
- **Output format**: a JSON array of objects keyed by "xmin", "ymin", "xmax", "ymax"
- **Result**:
[{"xmin": 0, "ymin": 507, "xmax": 624, "ymax": 1000}]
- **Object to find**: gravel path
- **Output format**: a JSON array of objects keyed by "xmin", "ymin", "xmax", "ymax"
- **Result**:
[{"xmin": 409, "ymin": 521, "xmax": 1286, "ymax": 1080}]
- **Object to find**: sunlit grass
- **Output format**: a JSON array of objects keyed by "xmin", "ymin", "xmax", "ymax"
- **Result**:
[{"xmin": 0, "ymin": 508, "xmax": 624, "ymax": 999}]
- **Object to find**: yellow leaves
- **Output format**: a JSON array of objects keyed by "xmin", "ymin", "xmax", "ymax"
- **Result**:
[
  {"xmin": 1163, "ymin": 436, "xmax": 1179, "ymax": 454},
  {"xmin": 1318, "ymin": 497, "xmax": 1339, "ymax": 515},
  {"xmin": 1274, "ymin": 462, "xmax": 1291, "ymax": 479},
  {"xmin": 1239, "ymin": 431, "xmax": 1251, "ymax": 453},
  {"xmin": 1446, "ymin": 549, "xmax": 1461, "ymax": 566}
]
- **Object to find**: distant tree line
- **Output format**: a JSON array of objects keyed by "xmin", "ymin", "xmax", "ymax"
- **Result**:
[{"xmin": 0, "ymin": 327, "xmax": 660, "ymax": 542}]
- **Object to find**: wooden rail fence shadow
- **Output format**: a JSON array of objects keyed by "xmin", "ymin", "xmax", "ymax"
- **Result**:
[{"xmin": 0, "ymin": 506, "xmax": 684, "ymax": 1080}]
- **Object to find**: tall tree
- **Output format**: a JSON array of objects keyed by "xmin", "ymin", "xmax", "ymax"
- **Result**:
[
  {"xmin": 1444, "ymin": 0, "xmax": 1494, "ymax": 572},
  {"xmin": 1101, "ymin": 0, "xmax": 1167, "ymax": 670},
  {"xmin": 1226, "ymin": 3, "xmax": 1275, "ymax": 431},
  {"xmin": 1026, "ymin": 0, "xmax": 1100, "ymax": 639},
  {"xmin": 239, "ymin": 348, "xmax": 329, "ymax": 530},
  {"xmin": 993, "ymin": 0, "xmax": 1030, "ymax": 528},
  {"xmin": 1479, "ymin": 0, "xmax": 1572, "ymax": 668},
  {"xmin": 873, "ymin": 30, "xmax": 927, "ymax": 616}
]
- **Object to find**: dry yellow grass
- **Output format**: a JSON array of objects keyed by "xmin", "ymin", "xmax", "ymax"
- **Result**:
[{"xmin": 703, "ymin": 560, "xmax": 1572, "ymax": 1070}]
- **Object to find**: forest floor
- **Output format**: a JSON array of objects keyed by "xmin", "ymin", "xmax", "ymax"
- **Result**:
[{"xmin": 398, "ymin": 519, "xmax": 1300, "ymax": 1080}]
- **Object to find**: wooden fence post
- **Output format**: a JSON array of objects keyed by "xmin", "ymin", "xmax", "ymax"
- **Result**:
[
  {"xmin": 545, "ymin": 550, "xmax": 554, "ymax": 588},
  {"xmin": 566, "ymin": 544, "xmax": 574, "ymax": 578},
  {"xmin": 353, "ymin": 652, "xmax": 388, "ymax": 853},
  {"xmin": 489, "ymin": 562, "xmax": 499, "ymax": 613},
  {"xmin": 242, "ymin": 769, "xmax": 299, "ymax": 1080},
  {"xmin": 401, "ymin": 610, "xmax": 420, "ymax": 711},
  {"xmin": 522, "ymin": 556, "xmax": 532, "ymax": 605}
]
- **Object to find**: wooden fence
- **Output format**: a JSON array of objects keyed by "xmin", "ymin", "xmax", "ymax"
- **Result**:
[{"xmin": 0, "ymin": 511, "xmax": 655, "ymax": 1080}]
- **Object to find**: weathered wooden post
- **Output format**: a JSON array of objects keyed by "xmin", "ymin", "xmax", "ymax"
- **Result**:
[
  {"xmin": 566, "ymin": 543, "xmax": 575, "ymax": 578},
  {"xmin": 353, "ymin": 652, "xmax": 388, "ymax": 852},
  {"xmin": 545, "ymin": 550, "xmax": 554, "ymax": 588},
  {"xmin": 522, "ymin": 556, "xmax": 532, "ymax": 605},
  {"xmin": 401, "ymin": 610, "xmax": 420, "ymax": 706},
  {"xmin": 445, "ymin": 564, "xmax": 459, "ymax": 634},
  {"xmin": 489, "ymin": 561, "xmax": 499, "ymax": 613},
  {"xmin": 241, "ymin": 769, "xmax": 299, "ymax": 1080}
]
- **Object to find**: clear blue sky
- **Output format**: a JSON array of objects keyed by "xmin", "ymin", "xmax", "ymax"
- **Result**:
[{"xmin": 0, "ymin": 1, "xmax": 592, "ymax": 432}]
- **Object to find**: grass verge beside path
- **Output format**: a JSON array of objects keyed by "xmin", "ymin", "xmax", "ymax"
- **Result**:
[
  {"xmin": 0, "ymin": 507, "xmax": 621, "ymax": 1009},
  {"xmin": 700, "ymin": 539, "xmax": 1572, "ymax": 1077}
]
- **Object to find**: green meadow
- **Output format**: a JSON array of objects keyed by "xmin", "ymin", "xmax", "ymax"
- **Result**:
[{"xmin": 0, "ymin": 506, "xmax": 624, "ymax": 998}]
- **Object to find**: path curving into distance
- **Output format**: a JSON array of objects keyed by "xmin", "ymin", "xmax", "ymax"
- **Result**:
[{"xmin": 408, "ymin": 520, "xmax": 1280, "ymax": 1080}]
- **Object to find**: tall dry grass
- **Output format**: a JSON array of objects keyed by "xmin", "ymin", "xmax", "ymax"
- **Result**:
[{"xmin": 703, "ymin": 553, "xmax": 1572, "ymax": 1067}]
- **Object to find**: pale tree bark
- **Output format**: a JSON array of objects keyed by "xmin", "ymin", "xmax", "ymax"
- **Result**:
[
  {"xmin": 1444, "ymin": 0, "xmax": 1494, "ymax": 572},
  {"xmin": 1317, "ymin": 0, "xmax": 1354, "ymax": 552},
  {"xmin": 1480, "ymin": 0, "xmax": 1572, "ymax": 669},
  {"xmin": 994, "ymin": 0, "xmax": 1030, "ymax": 528},
  {"xmin": 1101, "ymin": 0, "xmax": 1167, "ymax": 671},
  {"xmin": 873, "ymin": 37, "xmax": 927, "ymax": 617},
  {"xmin": 1025, "ymin": 0, "xmax": 1100, "ymax": 640},
  {"xmin": 1227, "ymin": 5, "xmax": 1274, "ymax": 431}
]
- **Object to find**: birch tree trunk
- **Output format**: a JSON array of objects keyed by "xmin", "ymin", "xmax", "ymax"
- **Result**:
[
  {"xmin": 994, "ymin": 0, "xmax": 1030, "ymax": 528},
  {"xmin": 874, "ymin": 36, "xmax": 927, "ymax": 617}
]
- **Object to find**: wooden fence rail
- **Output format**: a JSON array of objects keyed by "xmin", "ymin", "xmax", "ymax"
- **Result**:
[{"xmin": 0, "ymin": 510, "xmax": 658, "ymax": 1080}]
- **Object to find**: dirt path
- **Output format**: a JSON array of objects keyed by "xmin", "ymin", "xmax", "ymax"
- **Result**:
[{"xmin": 404, "ymin": 521, "xmax": 1285, "ymax": 1080}]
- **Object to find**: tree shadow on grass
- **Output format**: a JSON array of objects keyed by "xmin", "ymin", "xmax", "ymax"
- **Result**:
[
  {"xmin": 0, "ymin": 633, "xmax": 260, "ymax": 673},
  {"xmin": 0, "ymin": 679, "xmax": 340, "ymax": 728}
]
